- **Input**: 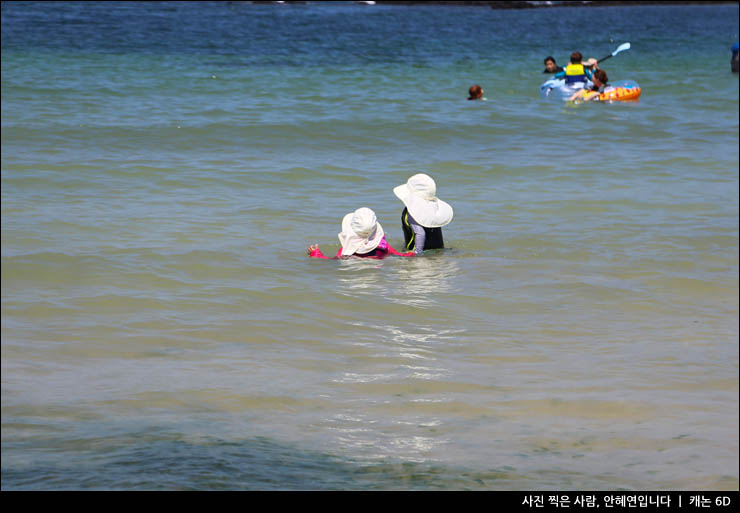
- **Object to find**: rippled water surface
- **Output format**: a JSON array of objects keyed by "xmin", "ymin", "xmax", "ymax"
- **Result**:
[{"xmin": 1, "ymin": 1, "xmax": 738, "ymax": 490}]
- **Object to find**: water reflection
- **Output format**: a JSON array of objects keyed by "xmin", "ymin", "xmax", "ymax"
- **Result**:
[
  {"xmin": 332, "ymin": 252, "xmax": 460, "ymax": 308},
  {"xmin": 325, "ymin": 318, "xmax": 466, "ymax": 464},
  {"xmin": 334, "ymin": 258, "xmax": 385, "ymax": 297},
  {"xmin": 391, "ymin": 254, "xmax": 461, "ymax": 308},
  {"xmin": 309, "ymin": 253, "xmax": 467, "ymax": 464},
  {"xmin": 326, "ymin": 409, "xmax": 448, "ymax": 465}
]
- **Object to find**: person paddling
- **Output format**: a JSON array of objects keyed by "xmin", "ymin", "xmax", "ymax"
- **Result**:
[
  {"xmin": 551, "ymin": 53, "xmax": 597, "ymax": 82},
  {"xmin": 562, "ymin": 51, "xmax": 594, "ymax": 84}
]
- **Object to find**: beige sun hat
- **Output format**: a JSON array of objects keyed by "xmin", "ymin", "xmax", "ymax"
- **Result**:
[
  {"xmin": 337, "ymin": 207, "xmax": 385, "ymax": 256},
  {"xmin": 393, "ymin": 173, "xmax": 453, "ymax": 228}
]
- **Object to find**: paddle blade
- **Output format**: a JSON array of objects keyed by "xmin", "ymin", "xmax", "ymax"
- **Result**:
[
  {"xmin": 613, "ymin": 42, "xmax": 631, "ymax": 56},
  {"xmin": 597, "ymin": 42, "xmax": 631, "ymax": 64}
]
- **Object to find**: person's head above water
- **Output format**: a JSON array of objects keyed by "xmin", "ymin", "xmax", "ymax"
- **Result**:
[
  {"xmin": 544, "ymin": 56, "xmax": 559, "ymax": 73},
  {"xmin": 592, "ymin": 69, "xmax": 608, "ymax": 87},
  {"xmin": 468, "ymin": 84, "xmax": 483, "ymax": 100}
]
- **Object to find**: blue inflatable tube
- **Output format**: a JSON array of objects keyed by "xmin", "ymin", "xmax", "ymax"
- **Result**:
[{"xmin": 539, "ymin": 78, "xmax": 592, "ymax": 101}]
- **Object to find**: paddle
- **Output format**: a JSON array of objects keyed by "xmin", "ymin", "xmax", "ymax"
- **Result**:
[{"xmin": 595, "ymin": 42, "xmax": 631, "ymax": 65}]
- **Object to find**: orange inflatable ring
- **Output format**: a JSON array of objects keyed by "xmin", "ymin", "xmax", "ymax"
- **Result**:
[{"xmin": 599, "ymin": 80, "xmax": 642, "ymax": 101}]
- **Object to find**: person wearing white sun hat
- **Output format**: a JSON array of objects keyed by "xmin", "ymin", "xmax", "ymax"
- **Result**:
[
  {"xmin": 308, "ymin": 207, "xmax": 414, "ymax": 260},
  {"xmin": 393, "ymin": 173, "xmax": 453, "ymax": 254}
]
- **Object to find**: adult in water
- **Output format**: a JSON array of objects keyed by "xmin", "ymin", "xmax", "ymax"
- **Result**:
[
  {"xmin": 307, "ymin": 207, "xmax": 414, "ymax": 259},
  {"xmin": 393, "ymin": 173, "xmax": 454, "ymax": 254},
  {"xmin": 543, "ymin": 56, "xmax": 565, "ymax": 74}
]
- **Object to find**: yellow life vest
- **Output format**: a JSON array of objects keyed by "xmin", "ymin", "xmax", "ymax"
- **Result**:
[{"xmin": 565, "ymin": 63, "xmax": 587, "ymax": 84}]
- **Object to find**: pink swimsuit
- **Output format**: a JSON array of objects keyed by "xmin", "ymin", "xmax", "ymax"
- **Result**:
[{"xmin": 309, "ymin": 236, "xmax": 414, "ymax": 259}]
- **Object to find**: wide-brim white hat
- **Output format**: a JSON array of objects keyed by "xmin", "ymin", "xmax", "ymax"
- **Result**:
[
  {"xmin": 393, "ymin": 173, "xmax": 453, "ymax": 228},
  {"xmin": 338, "ymin": 207, "xmax": 385, "ymax": 256}
]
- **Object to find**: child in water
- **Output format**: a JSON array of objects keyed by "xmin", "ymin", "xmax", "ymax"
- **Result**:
[
  {"xmin": 307, "ymin": 207, "xmax": 414, "ymax": 259},
  {"xmin": 393, "ymin": 173, "xmax": 453, "ymax": 254}
]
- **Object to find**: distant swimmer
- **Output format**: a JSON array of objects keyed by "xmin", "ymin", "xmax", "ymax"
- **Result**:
[
  {"xmin": 308, "ymin": 207, "xmax": 414, "ymax": 259},
  {"xmin": 393, "ymin": 174, "xmax": 453, "ymax": 254},
  {"xmin": 468, "ymin": 84, "xmax": 485, "ymax": 100}
]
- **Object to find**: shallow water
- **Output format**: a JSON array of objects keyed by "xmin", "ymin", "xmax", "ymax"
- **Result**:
[{"xmin": 1, "ymin": 1, "xmax": 738, "ymax": 490}]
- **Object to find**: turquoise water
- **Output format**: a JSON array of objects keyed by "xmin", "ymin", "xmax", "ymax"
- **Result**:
[{"xmin": 1, "ymin": 1, "xmax": 738, "ymax": 490}]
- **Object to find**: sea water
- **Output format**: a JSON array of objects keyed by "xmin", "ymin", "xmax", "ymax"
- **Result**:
[{"xmin": 1, "ymin": 1, "xmax": 738, "ymax": 490}]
